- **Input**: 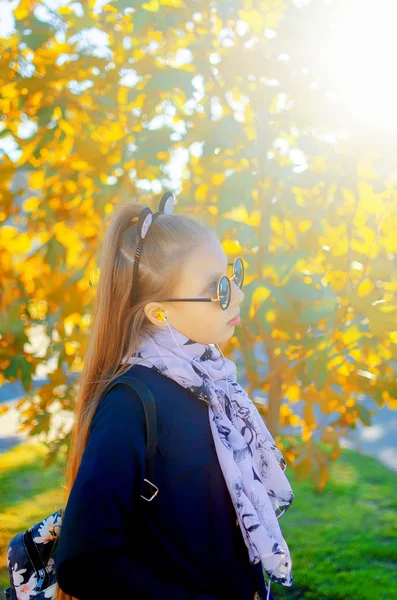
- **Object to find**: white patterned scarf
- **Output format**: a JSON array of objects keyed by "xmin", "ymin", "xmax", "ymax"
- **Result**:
[{"xmin": 121, "ymin": 323, "xmax": 295, "ymax": 592}]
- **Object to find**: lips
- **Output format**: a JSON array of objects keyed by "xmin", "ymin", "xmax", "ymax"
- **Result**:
[{"xmin": 227, "ymin": 313, "xmax": 240, "ymax": 324}]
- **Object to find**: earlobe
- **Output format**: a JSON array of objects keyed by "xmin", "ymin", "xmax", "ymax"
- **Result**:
[{"xmin": 144, "ymin": 303, "xmax": 166, "ymax": 325}]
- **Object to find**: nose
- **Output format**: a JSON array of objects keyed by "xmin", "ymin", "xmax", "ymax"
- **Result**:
[{"xmin": 230, "ymin": 279, "xmax": 244, "ymax": 307}]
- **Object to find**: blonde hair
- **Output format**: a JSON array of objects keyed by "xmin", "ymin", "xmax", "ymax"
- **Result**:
[{"xmin": 55, "ymin": 199, "xmax": 213, "ymax": 600}]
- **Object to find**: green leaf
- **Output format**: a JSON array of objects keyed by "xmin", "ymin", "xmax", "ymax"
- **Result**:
[
  {"xmin": 37, "ymin": 106, "xmax": 54, "ymax": 126},
  {"xmin": 44, "ymin": 236, "xmax": 67, "ymax": 269},
  {"xmin": 134, "ymin": 128, "xmax": 171, "ymax": 164},
  {"xmin": 267, "ymin": 250, "xmax": 310, "ymax": 283},
  {"xmin": 0, "ymin": 128, "xmax": 13, "ymax": 138},
  {"xmin": 256, "ymin": 297, "xmax": 276, "ymax": 334},
  {"xmin": 305, "ymin": 351, "xmax": 329, "ymax": 391},
  {"xmin": 127, "ymin": 88, "xmax": 142, "ymax": 104},
  {"xmin": 236, "ymin": 222, "xmax": 260, "ymax": 247},
  {"xmin": 131, "ymin": 7, "xmax": 153, "ymax": 32},
  {"xmin": 282, "ymin": 277, "xmax": 326, "ymax": 302},
  {"xmin": 297, "ymin": 298, "xmax": 337, "ymax": 325},
  {"xmin": 34, "ymin": 411, "xmax": 51, "ymax": 435},
  {"xmin": 4, "ymin": 356, "xmax": 34, "ymax": 391},
  {"xmin": 218, "ymin": 171, "xmax": 256, "ymax": 213},
  {"xmin": 97, "ymin": 96, "xmax": 118, "ymax": 109},
  {"xmin": 357, "ymin": 404, "xmax": 373, "ymax": 427},
  {"xmin": 145, "ymin": 69, "xmax": 194, "ymax": 100},
  {"xmin": 155, "ymin": 11, "xmax": 184, "ymax": 32},
  {"xmin": 262, "ymin": 282, "xmax": 291, "ymax": 311},
  {"xmin": 117, "ymin": 0, "xmax": 141, "ymax": 8},
  {"xmin": 21, "ymin": 360, "xmax": 34, "ymax": 393},
  {"xmin": 203, "ymin": 115, "xmax": 248, "ymax": 157},
  {"xmin": 217, "ymin": 0, "xmax": 242, "ymax": 19},
  {"xmin": 21, "ymin": 17, "xmax": 53, "ymax": 50}
]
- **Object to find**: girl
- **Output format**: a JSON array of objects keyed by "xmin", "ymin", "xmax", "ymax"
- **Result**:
[{"xmin": 55, "ymin": 193, "xmax": 294, "ymax": 600}]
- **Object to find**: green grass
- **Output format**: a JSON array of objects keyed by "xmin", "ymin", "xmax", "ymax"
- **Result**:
[
  {"xmin": 0, "ymin": 440, "xmax": 67, "ymax": 595},
  {"xmin": 273, "ymin": 448, "xmax": 397, "ymax": 600},
  {"xmin": 0, "ymin": 441, "xmax": 396, "ymax": 599}
]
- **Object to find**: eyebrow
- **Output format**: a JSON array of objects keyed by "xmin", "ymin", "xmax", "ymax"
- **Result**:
[{"xmin": 202, "ymin": 256, "xmax": 230, "ymax": 288}]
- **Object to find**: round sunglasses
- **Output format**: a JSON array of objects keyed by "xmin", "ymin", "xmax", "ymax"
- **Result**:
[{"xmin": 157, "ymin": 256, "xmax": 244, "ymax": 310}]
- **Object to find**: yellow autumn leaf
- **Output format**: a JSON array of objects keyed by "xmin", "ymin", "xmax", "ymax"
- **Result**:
[
  {"xmin": 0, "ymin": 402, "xmax": 9, "ymax": 414},
  {"xmin": 303, "ymin": 403, "xmax": 315, "ymax": 427},
  {"xmin": 70, "ymin": 160, "xmax": 90, "ymax": 171},
  {"xmin": 245, "ymin": 210, "xmax": 261, "ymax": 227},
  {"xmin": 65, "ymin": 341, "xmax": 77, "ymax": 356},
  {"xmin": 2, "ymin": 82, "xmax": 18, "ymax": 99},
  {"xmin": 222, "ymin": 239, "xmax": 242, "ymax": 255},
  {"xmin": 195, "ymin": 183, "xmax": 208, "ymax": 202},
  {"xmin": 357, "ymin": 278, "xmax": 374, "ymax": 297},
  {"xmin": 327, "ymin": 355, "xmax": 344, "ymax": 370},
  {"xmin": 212, "ymin": 173, "xmax": 226, "ymax": 186},
  {"xmin": 358, "ymin": 181, "xmax": 378, "ymax": 215},
  {"xmin": 270, "ymin": 215, "xmax": 283, "ymax": 236},
  {"xmin": 252, "ymin": 286, "xmax": 271, "ymax": 306},
  {"xmin": 23, "ymin": 197, "xmax": 40, "ymax": 212},
  {"xmin": 89, "ymin": 267, "xmax": 100, "ymax": 287},
  {"xmin": 142, "ymin": 0, "xmax": 159, "ymax": 11},
  {"xmin": 118, "ymin": 87, "xmax": 129, "ymax": 106},
  {"xmin": 342, "ymin": 326, "xmax": 362, "ymax": 346},
  {"xmin": 14, "ymin": 2, "xmax": 30, "ymax": 19},
  {"xmin": 59, "ymin": 119, "xmax": 74, "ymax": 136},
  {"xmin": 223, "ymin": 205, "xmax": 248, "ymax": 222},
  {"xmin": 280, "ymin": 404, "xmax": 292, "ymax": 417},
  {"xmin": 353, "ymin": 208, "xmax": 367, "ymax": 228},
  {"xmin": 290, "ymin": 414, "xmax": 301, "ymax": 427},
  {"xmin": 298, "ymin": 220, "xmax": 312, "ymax": 233},
  {"xmin": 286, "ymin": 384, "xmax": 301, "ymax": 403},
  {"xmin": 7, "ymin": 232, "xmax": 31, "ymax": 254},
  {"xmin": 265, "ymin": 309, "xmax": 277, "ymax": 323},
  {"xmin": 238, "ymin": 10, "xmax": 266, "ymax": 33},
  {"xmin": 208, "ymin": 205, "xmax": 218, "ymax": 216},
  {"xmin": 65, "ymin": 180, "xmax": 78, "ymax": 194},
  {"xmin": 64, "ymin": 313, "xmax": 82, "ymax": 327},
  {"xmin": 326, "ymin": 270, "xmax": 347, "ymax": 292},
  {"xmin": 349, "ymin": 349, "xmax": 362, "ymax": 361},
  {"xmin": 160, "ymin": 0, "xmax": 183, "ymax": 7},
  {"xmin": 337, "ymin": 363, "xmax": 351, "ymax": 376},
  {"xmin": 334, "ymin": 237, "xmax": 349, "ymax": 256},
  {"xmin": 284, "ymin": 220, "xmax": 296, "ymax": 245}
]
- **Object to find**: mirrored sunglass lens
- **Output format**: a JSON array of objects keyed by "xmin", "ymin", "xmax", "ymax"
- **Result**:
[
  {"xmin": 219, "ymin": 276, "xmax": 230, "ymax": 309},
  {"xmin": 234, "ymin": 258, "xmax": 244, "ymax": 288}
]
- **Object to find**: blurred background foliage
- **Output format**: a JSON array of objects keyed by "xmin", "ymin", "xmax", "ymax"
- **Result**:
[{"xmin": 0, "ymin": 0, "xmax": 396, "ymax": 493}]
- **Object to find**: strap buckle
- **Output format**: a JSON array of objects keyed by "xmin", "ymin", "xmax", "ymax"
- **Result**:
[{"xmin": 140, "ymin": 478, "xmax": 159, "ymax": 501}]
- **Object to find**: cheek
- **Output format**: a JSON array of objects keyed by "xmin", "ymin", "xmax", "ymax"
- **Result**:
[{"xmin": 187, "ymin": 302, "xmax": 218, "ymax": 324}]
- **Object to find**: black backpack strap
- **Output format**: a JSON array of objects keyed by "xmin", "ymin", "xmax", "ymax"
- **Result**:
[{"xmin": 105, "ymin": 375, "xmax": 159, "ymax": 502}]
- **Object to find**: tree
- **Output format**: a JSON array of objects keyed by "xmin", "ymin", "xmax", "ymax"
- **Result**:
[{"xmin": 1, "ymin": 0, "xmax": 396, "ymax": 490}]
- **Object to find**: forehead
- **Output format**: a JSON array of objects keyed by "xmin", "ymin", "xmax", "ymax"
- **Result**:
[
  {"xmin": 194, "ymin": 238, "xmax": 226, "ymax": 266},
  {"xmin": 177, "ymin": 238, "xmax": 227, "ymax": 287}
]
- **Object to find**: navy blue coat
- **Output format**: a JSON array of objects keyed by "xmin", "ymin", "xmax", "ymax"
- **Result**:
[{"xmin": 55, "ymin": 363, "xmax": 270, "ymax": 599}]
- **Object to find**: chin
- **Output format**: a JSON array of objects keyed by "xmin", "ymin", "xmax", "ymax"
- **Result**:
[{"xmin": 214, "ymin": 330, "xmax": 234, "ymax": 345}]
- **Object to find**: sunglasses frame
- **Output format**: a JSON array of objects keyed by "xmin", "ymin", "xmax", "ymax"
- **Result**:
[{"xmin": 158, "ymin": 256, "xmax": 244, "ymax": 311}]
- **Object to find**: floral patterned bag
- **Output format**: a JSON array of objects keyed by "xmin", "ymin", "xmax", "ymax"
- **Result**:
[
  {"xmin": 4, "ymin": 375, "xmax": 159, "ymax": 600},
  {"xmin": 4, "ymin": 510, "xmax": 64, "ymax": 600}
]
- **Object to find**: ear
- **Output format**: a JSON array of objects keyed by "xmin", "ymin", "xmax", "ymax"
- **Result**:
[{"xmin": 144, "ymin": 302, "xmax": 167, "ymax": 326}]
